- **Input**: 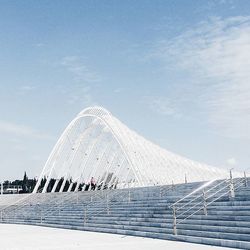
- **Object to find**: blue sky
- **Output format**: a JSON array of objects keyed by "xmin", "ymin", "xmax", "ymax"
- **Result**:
[{"xmin": 0, "ymin": 0, "xmax": 250, "ymax": 180}]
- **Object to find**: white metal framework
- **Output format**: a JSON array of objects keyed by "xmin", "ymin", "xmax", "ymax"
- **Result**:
[{"xmin": 33, "ymin": 106, "xmax": 233, "ymax": 193}]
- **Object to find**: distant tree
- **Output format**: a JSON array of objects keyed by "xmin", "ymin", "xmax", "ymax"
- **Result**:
[
  {"xmin": 47, "ymin": 178, "xmax": 56, "ymax": 192},
  {"xmin": 22, "ymin": 171, "xmax": 29, "ymax": 193},
  {"xmin": 38, "ymin": 176, "xmax": 47, "ymax": 192},
  {"xmin": 2, "ymin": 173, "xmax": 38, "ymax": 194},
  {"xmin": 55, "ymin": 178, "xmax": 64, "ymax": 192},
  {"xmin": 3, "ymin": 180, "xmax": 9, "ymax": 186},
  {"xmin": 27, "ymin": 178, "xmax": 37, "ymax": 192}
]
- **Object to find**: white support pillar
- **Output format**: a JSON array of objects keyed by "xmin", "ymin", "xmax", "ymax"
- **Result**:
[
  {"xmin": 107, "ymin": 157, "xmax": 126, "ymax": 189},
  {"xmin": 173, "ymin": 206, "xmax": 177, "ymax": 235},
  {"xmin": 78, "ymin": 128, "xmax": 106, "ymax": 187},
  {"xmin": 81, "ymin": 183, "xmax": 86, "ymax": 192},
  {"xmin": 114, "ymin": 177, "xmax": 119, "ymax": 189},
  {"xmin": 74, "ymin": 176, "xmax": 83, "ymax": 192},
  {"xmin": 33, "ymin": 128, "xmax": 68, "ymax": 194},
  {"xmin": 87, "ymin": 143, "xmax": 116, "ymax": 192},
  {"xmin": 74, "ymin": 181, "xmax": 81, "ymax": 192},
  {"xmin": 244, "ymin": 171, "xmax": 248, "ymax": 187},
  {"xmin": 33, "ymin": 176, "xmax": 42, "ymax": 193},
  {"xmin": 93, "ymin": 141, "xmax": 116, "ymax": 190},
  {"xmin": 51, "ymin": 179, "xmax": 60, "ymax": 193},
  {"xmin": 60, "ymin": 127, "xmax": 97, "ymax": 193},
  {"xmin": 42, "ymin": 177, "xmax": 51, "ymax": 193},
  {"xmin": 229, "ymin": 169, "xmax": 235, "ymax": 199},
  {"xmin": 100, "ymin": 150, "xmax": 118, "ymax": 190},
  {"xmin": 71, "ymin": 125, "xmax": 104, "ymax": 192},
  {"xmin": 67, "ymin": 182, "xmax": 73, "ymax": 192},
  {"xmin": 202, "ymin": 189, "xmax": 207, "ymax": 216},
  {"xmin": 85, "ymin": 134, "xmax": 112, "ymax": 191},
  {"xmin": 59, "ymin": 178, "xmax": 67, "ymax": 193}
]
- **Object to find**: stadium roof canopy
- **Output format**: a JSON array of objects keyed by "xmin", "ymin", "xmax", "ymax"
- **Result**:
[{"xmin": 33, "ymin": 106, "xmax": 234, "ymax": 193}]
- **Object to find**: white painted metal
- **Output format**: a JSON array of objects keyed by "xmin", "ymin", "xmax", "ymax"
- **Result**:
[{"xmin": 33, "ymin": 106, "xmax": 240, "ymax": 193}]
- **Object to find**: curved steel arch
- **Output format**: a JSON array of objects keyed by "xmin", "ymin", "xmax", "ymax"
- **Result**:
[
  {"xmin": 34, "ymin": 107, "xmax": 141, "ymax": 193},
  {"xmin": 33, "ymin": 106, "xmax": 238, "ymax": 193}
]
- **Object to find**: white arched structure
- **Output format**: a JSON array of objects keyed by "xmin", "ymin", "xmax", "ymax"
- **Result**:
[{"xmin": 33, "ymin": 106, "xmax": 236, "ymax": 193}]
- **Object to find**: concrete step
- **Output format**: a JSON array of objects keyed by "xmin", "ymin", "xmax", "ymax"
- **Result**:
[
  {"xmin": 1, "ymin": 179, "xmax": 250, "ymax": 249},
  {"xmin": 10, "ymin": 221, "xmax": 250, "ymax": 249},
  {"xmin": 5, "ymin": 213, "xmax": 250, "ymax": 240}
]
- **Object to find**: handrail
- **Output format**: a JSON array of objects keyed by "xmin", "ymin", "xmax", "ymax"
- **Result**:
[
  {"xmin": 170, "ymin": 178, "xmax": 226, "ymax": 210},
  {"xmin": 40, "ymin": 189, "xmax": 113, "ymax": 221},
  {"xmin": 0, "ymin": 194, "xmax": 31, "ymax": 213},
  {"xmin": 83, "ymin": 188, "xmax": 134, "ymax": 221},
  {"xmin": 0, "ymin": 188, "xmax": 47, "ymax": 222},
  {"xmin": 0, "ymin": 181, "xmax": 184, "ymax": 225},
  {"xmin": 205, "ymin": 182, "xmax": 229, "ymax": 201},
  {"xmin": 0, "ymin": 187, "xmax": 44, "ymax": 213},
  {"xmin": 40, "ymin": 192, "xmax": 77, "ymax": 219},
  {"xmin": 84, "ymin": 184, "xmax": 175, "ymax": 222},
  {"xmin": 176, "ymin": 180, "xmax": 230, "ymax": 224},
  {"xmin": 171, "ymin": 170, "xmax": 248, "ymax": 235},
  {"xmin": 177, "ymin": 177, "xmax": 246, "ymax": 225},
  {"xmin": 0, "ymin": 188, "xmax": 112, "ymax": 223}
]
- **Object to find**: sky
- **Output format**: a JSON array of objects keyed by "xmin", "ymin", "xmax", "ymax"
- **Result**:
[{"xmin": 0, "ymin": 0, "xmax": 250, "ymax": 180}]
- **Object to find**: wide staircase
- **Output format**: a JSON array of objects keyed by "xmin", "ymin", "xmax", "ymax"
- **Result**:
[{"xmin": 1, "ymin": 177, "xmax": 250, "ymax": 249}]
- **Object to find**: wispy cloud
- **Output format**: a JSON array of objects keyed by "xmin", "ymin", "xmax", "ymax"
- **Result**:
[
  {"xmin": 34, "ymin": 43, "xmax": 45, "ymax": 47},
  {"xmin": 151, "ymin": 16, "xmax": 250, "ymax": 138},
  {"xmin": 59, "ymin": 56, "xmax": 100, "ymax": 106},
  {"xmin": 113, "ymin": 88, "xmax": 123, "ymax": 93},
  {"xmin": 142, "ymin": 96, "xmax": 181, "ymax": 118},
  {"xmin": 66, "ymin": 86, "xmax": 93, "ymax": 105},
  {"xmin": 61, "ymin": 56, "xmax": 101, "ymax": 83},
  {"xmin": 227, "ymin": 157, "xmax": 237, "ymax": 166},
  {"xmin": 0, "ymin": 121, "xmax": 54, "ymax": 140},
  {"xmin": 18, "ymin": 85, "xmax": 37, "ymax": 95}
]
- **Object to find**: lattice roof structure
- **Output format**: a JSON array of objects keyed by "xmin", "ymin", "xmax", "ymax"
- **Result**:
[{"xmin": 33, "ymin": 106, "xmax": 235, "ymax": 193}]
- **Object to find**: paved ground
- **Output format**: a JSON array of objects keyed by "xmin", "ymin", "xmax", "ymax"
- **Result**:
[{"xmin": 0, "ymin": 224, "xmax": 233, "ymax": 250}]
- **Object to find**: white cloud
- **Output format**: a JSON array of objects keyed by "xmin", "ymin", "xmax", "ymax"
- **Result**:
[
  {"xmin": 66, "ymin": 88, "xmax": 93, "ymax": 105},
  {"xmin": 151, "ymin": 16, "xmax": 250, "ymax": 138},
  {"xmin": 227, "ymin": 157, "xmax": 237, "ymax": 166},
  {"xmin": 18, "ymin": 85, "xmax": 37, "ymax": 95},
  {"xmin": 61, "ymin": 56, "xmax": 101, "ymax": 83},
  {"xmin": 20, "ymin": 85, "xmax": 36, "ymax": 91},
  {"xmin": 59, "ymin": 56, "xmax": 100, "ymax": 106},
  {"xmin": 0, "ymin": 121, "xmax": 53, "ymax": 140},
  {"xmin": 142, "ymin": 96, "xmax": 181, "ymax": 118},
  {"xmin": 35, "ymin": 43, "xmax": 45, "ymax": 47},
  {"xmin": 114, "ymin": 88, "xmax": 123, "ymax": 93}
]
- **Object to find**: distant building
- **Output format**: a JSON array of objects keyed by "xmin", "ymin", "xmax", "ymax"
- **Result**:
[{"xmin": 3, "ymin": 185, "xmax": 23, "ymax": 194}]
